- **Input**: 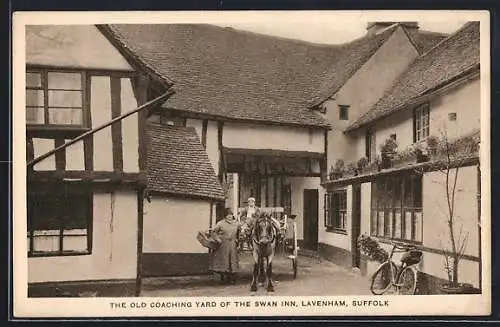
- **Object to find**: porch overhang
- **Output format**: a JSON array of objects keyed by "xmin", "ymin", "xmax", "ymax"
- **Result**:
[{"xmin": 222, "ymin": 147, "xmax": 324, "ymax": 177}]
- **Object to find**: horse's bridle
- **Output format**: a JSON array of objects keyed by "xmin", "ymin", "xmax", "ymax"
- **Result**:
[{"xmin": 252, "ymin": 217, "xmax": 277, "ymax": 246}]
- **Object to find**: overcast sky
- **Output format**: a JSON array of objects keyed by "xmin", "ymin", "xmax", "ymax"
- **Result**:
[{"xmin": 210, "ymin": 13, "xmax": 468, "ymax": 44}]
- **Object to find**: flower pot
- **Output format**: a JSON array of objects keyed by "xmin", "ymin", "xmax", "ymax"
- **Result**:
[
  {"xmin": 380, "ymin": 156, "xmax": 393, "ymax": 169},
  {"xmin": 440, "ymin": 283, "xmax": 481, "ymax": 295},
  {"xmin": 416, "ymin": 153, "xmax": 430, "ymax": 163}
]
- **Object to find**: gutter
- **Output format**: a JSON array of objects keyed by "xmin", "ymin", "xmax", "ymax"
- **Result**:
[{"xmin": 345, "ymin": 63, "xmax": 480, "ymax": 133}]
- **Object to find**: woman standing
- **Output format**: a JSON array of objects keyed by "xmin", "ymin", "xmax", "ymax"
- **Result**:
[{"xmin": 210, "ymin": 208, "xmax": 240, "ymax": 284}]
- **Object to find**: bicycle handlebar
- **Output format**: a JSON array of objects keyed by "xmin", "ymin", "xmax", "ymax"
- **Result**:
[{"xmin": 391, "ymin": 241, "xmax": 416, "ymax": 251}]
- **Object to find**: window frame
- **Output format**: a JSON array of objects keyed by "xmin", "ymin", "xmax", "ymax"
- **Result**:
[
  {"xmin": 370, "ymin": 173, "xmax": 423, "ymax": 244},
  {"xmin": 365, "ymin": 126, "xmax": 375, "ymax": 162},
  {"xmin": 324, "ymin": 189, "xmax": 348, "ymax": 233},
  {"xmin": 338, "ymin": 105, "xmax": 350, "ymax": 121},
  {"xmin": 27, "ymin": 184, "xmax": 93, "ymax": 257},
  {"xmin": 26, "ymin": 67, "xmax": 89, "ymax": 130},
  {"xmin": 413, "ymin": 103, "xmax": 430, "ymax": 143}
]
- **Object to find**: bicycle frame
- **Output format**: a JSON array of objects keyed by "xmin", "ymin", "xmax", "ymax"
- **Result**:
[{"xmin": 385, "ymin": 243, "xmax": 421, "ymax": 294}]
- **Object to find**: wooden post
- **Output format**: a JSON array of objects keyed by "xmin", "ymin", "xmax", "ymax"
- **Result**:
[{"xmin": 135, "ymin": 187, "xmax": 145, "ymax": 297}]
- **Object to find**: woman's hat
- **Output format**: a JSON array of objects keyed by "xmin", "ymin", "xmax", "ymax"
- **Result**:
[
  {"xmin": 224, "ymin": 208, "xmax": 233, "ymax": 216},
  {"xmin": 248, "ymin": 197, "xmax": 256, "ymax": 202}
]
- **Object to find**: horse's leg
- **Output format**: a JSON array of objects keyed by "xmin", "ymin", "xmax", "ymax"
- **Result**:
[
  {"xmin": 267, "ymin": 249, "xmax": 275, "ymax": 292},
  {"xmin": 250, "ymin": 249, "xmax": 258, "ymax": 292},
  {"xmin": 258, "ymin": 257, "xmax": 265, "ymax": 285}
]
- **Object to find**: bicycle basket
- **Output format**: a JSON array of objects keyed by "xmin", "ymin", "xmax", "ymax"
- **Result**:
[{"xmin": 400, "ymin": 250, "xmax": 422, "ymax": 266}]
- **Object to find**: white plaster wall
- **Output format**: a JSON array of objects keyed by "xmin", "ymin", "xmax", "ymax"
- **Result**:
[
  {"xmin": 325, "ymin": 27, "xmax": 418, "ymax": 166},
  {"xmin": 143, "ymin": 197, "xmax": 211, "ymax": 253},
  {"xmin": 331, "ymin": 27, "xmax": 419, "ymax": 123},
  {"xmin": 223, "ymin": 122, "xmax": 324, "ymax": 153},
  {"xmin": 318, "ymin": 185, "xmax": 352, "ymax": 251},
  {"xmin": 26, "ymin": 25, "xmax": 133, "ymax": 70},
  {"xmin": 91, "ymin": 76, "xmax": 114, "ymax": 171},
  {"xmin": 65, "ymin": 139, "xmax": 85, "ymax": 171},
  {"xmin": 28, "ymin": 191, "xmax": 138, "ymax": 282},
  {"xmin": 423, "ymin": 166, "xmax": 479, "ymax": 257},
  {"xmin": 428, "ymin": 78, "xmax": 481, "ymax": 139},
  {"xmin": 32, "ymin": 138, "xmax": 55, "ymax": 171},
  {"xmin": 351, "ymin": 78, "xmax": 481, "ymax": 161},
  {"xmin": 120, "ymin": 77, "xmax": 140, "ymax": 173},
  {"xmin": 287, "ymin": 177, "xmax": 321, "ymax": 241},
  {"xmin": 206, "ymin": 121, "xmax": 219, "ymax": 174}
]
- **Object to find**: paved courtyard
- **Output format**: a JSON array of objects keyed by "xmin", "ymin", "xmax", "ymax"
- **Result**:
[{"xmin": 141, "ymin": 252, "xmax": 371, "ymax": 297}]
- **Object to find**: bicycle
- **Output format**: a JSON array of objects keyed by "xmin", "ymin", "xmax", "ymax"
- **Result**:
[{"xmin": 370, "ymin": 241, "xmax": 423, "ymax": 295}]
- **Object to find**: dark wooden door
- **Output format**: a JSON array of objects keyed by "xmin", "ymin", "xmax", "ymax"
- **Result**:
[
  {"xmin": 351, "ymin": 184, "xmax": 362, "ymax": 268},
  {"xmin": 303, "ymin": 189, "xmax": 319, "ymax": 251}
]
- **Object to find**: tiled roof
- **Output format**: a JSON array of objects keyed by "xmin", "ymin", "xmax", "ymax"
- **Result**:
[
  {"xmin": 147, "ymin": 123, "xmax": 225, "ymax": 200},
  {"xmin": 102, "ymin": 24, "xmax": 405, "ymax": 128},
  {"xmin": 346, "ymin": 22, "xmax": 479, "ymax": 132},
  {"xmin": 404, "ymin": 28, "xmax": 448, "ymax": 54}
]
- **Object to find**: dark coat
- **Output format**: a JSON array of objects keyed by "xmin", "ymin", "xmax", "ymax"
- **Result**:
[{"xmin": 210, "ymin": 218, "xmax": 240, "ymax": 273}]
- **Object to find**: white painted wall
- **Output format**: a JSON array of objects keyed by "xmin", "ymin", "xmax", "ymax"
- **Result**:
[
  {"xmin": 120, "ymin": 78, "xmax": 140, "ymax": 173},
  {"xmin": 423, "ymin": 166, "xmax": 479, "ymax": 257},
  {"xmin": 325, "ymin": 26, "xmax": 418, "ymax": 167},
  {"xmin": 143, "ymin": 197, "xmax": 211, "ymax": 253},
  {"xmin": 351, "ymin": 77, "xmax": 481, "ymax": 161},
  {"xmin": 28, "ymin": 191, "xmax": 138, "ymax": 283},
  {"xmin": 206, "ymin": 121, "xmax": 219, "ymax": 175},
  {"xmin": 287, "ymin": 177, "xmax": 321, "ymax": 241},
  {"xmin": 223, "ymin": 122, "xmax": 324, "ymax": 153},
  {"xmin": 26, "ymin": 25, "xmax": 133, "ymax": 70},
  {"xmin": 91, "ymin": 76, "xmax": 114, "ymax": 171},
  {"xmin": 32, "ymin": 138, "xmax": 55, "ymax": 171}
]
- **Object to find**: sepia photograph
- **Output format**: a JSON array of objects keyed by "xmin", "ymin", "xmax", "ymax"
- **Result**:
[{"xmin": 12, "ymin": 10, "xmax": 491, "ymax": 317}]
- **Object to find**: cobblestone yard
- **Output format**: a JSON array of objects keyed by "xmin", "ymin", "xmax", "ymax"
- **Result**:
[{"xmin": 141, "ymin": 252, "xmax": 371, "ymax": 297}]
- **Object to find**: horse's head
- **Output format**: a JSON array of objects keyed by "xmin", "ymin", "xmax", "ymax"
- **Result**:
[{"xmin": 253, "ymin": 214, "xmax": 276, "ymax": 246}]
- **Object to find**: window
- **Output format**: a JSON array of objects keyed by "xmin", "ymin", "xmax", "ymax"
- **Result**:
[
  {"xmin": 413, "ymin": 104, "xmax": 430, "ymax": 142},
  {"xmin": 370, "ymin": 173, "xmax": 423, "ymax": 243},
  {"xmin": 365, "ymin": 127, "xmax": 376, "ymax": 162},
  {"xmin": 324, "ymin": 190, "xmax": 347, "ymax": 232},
  {"xmin": 448, "ymin": 112, "xmax": 457, "ymax": 121},
  {"xmin": 26, "ymin": 69, "xmax": 86, "ymax": 127},
  {"xmin": 27, "ymin": 186, "xmax": 92, "ymax": 256},
  {"xmin": 339, "ymin": 105, "xmax": 349, "ymax": 120}
]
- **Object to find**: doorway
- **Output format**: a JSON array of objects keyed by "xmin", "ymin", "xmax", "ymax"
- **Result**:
[
  {"xmin": 303, "ymin": 189, "xmax": 319, "ymax": 251},
  {"xmin": 351, "ymin": 184, "xmax": 362, "ymax": 268}
]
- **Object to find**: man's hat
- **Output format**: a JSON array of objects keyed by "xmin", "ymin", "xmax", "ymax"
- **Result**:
[{"xmin": 224, "ymin": 208, "xmax": 234, "ymax": 216}]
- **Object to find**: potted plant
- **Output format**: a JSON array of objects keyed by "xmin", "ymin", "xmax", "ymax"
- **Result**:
[
  {"xmin": 329, "ymin": 159, "xmax": 345, "ymax": 180},
  {"xmin": 413, "ymin": 143, "xmax": 430, "ymax": 163},
  {"xmin": 346, "ymin": 162, "xmax": 357, "ymax": 177},
  {"xmin": 357, "ymin": 234, "xmax": 389, "ymax": 264},
  {"xmin": 356, "ymin": 157, "xmax": 369, "ymax": 174},
  {"xmin": 438, "ymin": 131, "xmax": 481, "ymax": 295},
  {"xmin": 426, "ymin": 135, "xmax": 440, "ymax": 157},
  {"xmin": 379, "ymin": 136, "xmax": 398, "ymax": 169}
]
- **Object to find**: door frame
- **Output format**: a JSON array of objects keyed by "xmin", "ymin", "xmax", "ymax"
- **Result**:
[{"xmin": 303, "ymin": 188, "xmax": 319, "ymax": 251}]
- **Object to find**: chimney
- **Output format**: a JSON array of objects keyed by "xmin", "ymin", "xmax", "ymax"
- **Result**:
[{"xmin": 366, "ymin": 22, "xmax": 419, "ymax": 35}]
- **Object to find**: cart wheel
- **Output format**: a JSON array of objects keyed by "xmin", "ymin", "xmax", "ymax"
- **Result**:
[{"xmin": 292, "ymin": 259, "xmax": 297, "ymax": 279}]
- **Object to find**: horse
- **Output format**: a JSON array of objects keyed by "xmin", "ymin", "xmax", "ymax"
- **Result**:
[{"xmin": 250, "ymin": 213, "xmax": 279, "ymax": 293}]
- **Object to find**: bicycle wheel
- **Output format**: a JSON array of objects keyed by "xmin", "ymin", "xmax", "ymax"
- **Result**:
[
  {"xmin": 397, "ymin": 266, "xmax": 418, "ymax": 295},
  {"xmin": 370, "ymin": 261, "xmax": 397, "ymax": 295}
]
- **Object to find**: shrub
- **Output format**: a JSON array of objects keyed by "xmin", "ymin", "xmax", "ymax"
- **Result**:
[{"xmin": 357, "ymin": 234, "xmax": 389, "ymax": 263}]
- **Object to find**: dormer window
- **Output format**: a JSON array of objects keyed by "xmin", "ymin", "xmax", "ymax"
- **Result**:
[{"xmin": 339, "ymin": 105, "xmax": 349, "ymax": 120}]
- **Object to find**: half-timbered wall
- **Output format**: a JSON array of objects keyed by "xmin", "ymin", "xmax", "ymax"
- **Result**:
[
  {"xmin": 28, "ymin": 74, "xmax": 141, "ymax": 176},
  {"xmin": 28, "ymin": 191, "xmax": 138, "ymax": 283}
]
